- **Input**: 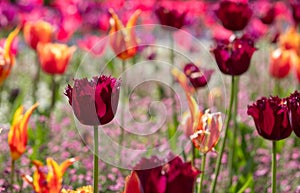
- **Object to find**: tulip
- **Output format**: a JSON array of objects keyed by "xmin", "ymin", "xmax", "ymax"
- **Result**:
[
  {"xmin": 23, "ymin": 20, "xmax": 53, "ymax": 50},
  {"xmin": 279, "ymin": 27, "xmax": 300, "ymax": 54},
  {"xmin": 212, "ymin": 35, "xmax": 256, "ymax": 76},
  {"xmin": 269, "ymin": 48, "xmax": 297, "ymax": 79},
  {"xmin": 123, "ymin": 156, "xmax": 200, "ymax": 193},
  {"xmin": 0, "ymin": 26, "xmax": 20, "ymax": 86},
  {"xmin": 290, "ymin": 0, "xmax": 300, "ymax": 25},
  {"xmin": 155, "ymin": 1, "xmax": 187, "ymax": 30},
  {"xmin": 215, "ymin": 0, "xmax": 252, "ymax": 31},
  {"xmin": 23, "ymin": 157, "xmax": 77, "ymax": 193},
  {"xmin": 190, "ymin": 109, "xmax": 222, "ymax": 154},
  {"xmin": 65, "ymin": 75, "xmax": 120, "ymax": 126},
  {"xmin": 109, "ymin": 9, "xmax": 141, "ymax": 60},
  {"xmin": 183, "ymin": 63, "xmax": 214, "ymax": 89},
  {"xmin": 287, "ymin": 91, "xmax": 300, "ymax": 138},
  {"xmin": 247, "ymin": 96, "xmax": 292, "ymax": 141},
  {"xmin": 8, "ymin": 103, "xmax": 38, "ymax": 161},
  {"xmin": 36, "ymin": 43, "xmax": 76, "ymax": 75},
  {"xmin": 259, "ymin": 4, "xmax": 275, "ymax": 25}
]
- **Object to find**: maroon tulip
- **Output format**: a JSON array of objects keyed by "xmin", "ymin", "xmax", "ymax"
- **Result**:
[
  {"xmin": 247, "ymin": 96, "xmax": 293, "ymax": 141},
  {"xmin": 155, "ymin": 4, "xmax": 187, "ymax": 30},
  {"xmin": 65, "ymin": 75, "xmax": 120, "ymax": 126},
  {"xmin": 212, "ymin": 35, "xmax": 256, "ymax": 76},
  {"xmin": 291, "ymin": 0, "xmax": 300, "ymax": 24},
  {"xmin": 216, "ymin": 0, "xmax": 252, "ymax": 31},
  {"xmin": 287, "ymin": 91, "xmax": 300, "ymax": 137},
  {"xmin": 183, "ymin": 63, "xmax": 214, "ymax": 89},
  {"xmin": 133, "ymin": 156, "xmax": 200, "ymax": 193},
  {"xmin": 259, "ymin": 5, "xmax": 275, "ymax": 25}
]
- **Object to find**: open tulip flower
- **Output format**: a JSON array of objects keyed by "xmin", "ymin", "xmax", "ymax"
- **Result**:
[
  {"xmin": 37, "ymin": 43, "xmax": 76, "ymax": 75},
  {"xmin": 8, "ymin": 103, "xmax": 38, "ymax": 161},
  {"xmin": 212, "ymin": 35, "xmax": 257, "ymax": 76},
  {"xmin": 279, "ymin": 27, "xmax": 300, "ymax": 53},
  {"xmin": 0, "ymin": 26, "xmax": 20, "ymax": 86},
  {"xmin": 123, "ymin": 156, "xmax": 200, "ymax": 193},
  {"xmin": 247, "ymin": 96, "xmax": 293, "ymax": 141},
  {"xmin": 109, "ymin": 9, "xmax": 141, "ymax": 60},
  {"xmin": 23, "ymin": 20, "xmax": 53, "ymax": 50},
  {"xmin": 215, "ymin": 0, "xmax": 252, "ymax": 31},
  {"xmin": 23, "ymin": 157, "xmax": 78, "ymax": 193},
  {"xmin": 65, "ymin": 75, "xmax": 120, "ymax": 126}
]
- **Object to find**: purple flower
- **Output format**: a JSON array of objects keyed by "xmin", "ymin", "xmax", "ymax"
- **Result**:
[
  {"xmin": 65, "ymin": 75, "xmax": 120, "ymax": 126},
  {"xmin": 183, "ymin": 63, "xmax": 214, "ymax": 89},
  {"xmin": 216, "ymin": 0, "xmax": 252, "ymax": 31},
  {"xmin": 287, "ymin": 91, "xmax": 300, "ymax": 138},
  {"xmin": 212, "ymin": 35, "xmax": 256, "ymax": 76},
  {"xmin": 247, "ymin": 96, "xmax": 293, "ymax": 141}
]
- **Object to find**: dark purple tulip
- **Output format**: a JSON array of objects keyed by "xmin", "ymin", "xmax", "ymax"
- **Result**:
[
  {"xmin": 216, "ymin": 0, "xmax": 252, "ymax": 31},
  {"xmin": 287, "ymin": 91, "xmax": 300, "ymax": 137},
  {"xmin": 247, "ymin": 96, "xmax": 293, "ymax": 141},
  {"xmin": 291, "ymin": 0, "xmax": 300, "ymax": 24},
  {"xmin": 183, "ymin": 63, "xmax": 214, "ymax": 88},
  {"xmin": 212, "ymin": 35, "xmax": 256, "ymax": 76},
  {"xmin": 260, "ymin": 5, "xmax": 275, "ymax": 25},
  {"xmin": 155, "ymin": 6, "xmax": 187, "ymax": 30},
  {"xmin": 65, "ymin": 75, "xmax": 120, "ymax": 126},
  {"xmin": 134, "ymin": 156, "xmax": 200, "ymax": 193}
]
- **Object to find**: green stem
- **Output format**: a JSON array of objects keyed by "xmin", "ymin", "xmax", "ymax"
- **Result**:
[
  {"xmin": 118, "ymin": 60, "xmax": 126, "ymax": 164},
  {"xmin": 10, "ymin": 160, "xmax": 15, "ymax": 192},
  {"xmin": 50, "ymin": 76, "xmax": 57, "ymax": 111},
  {"xmin": 32, "ymin": 57, "xmax": 41, "ymax": 103},
  {"xmin": 210, "ymin": 76, "xmax": 235, "ymax": 193},
  {"xmin": 198, "ymin": 153, "xmax": 207, "ymax": 193},
  {"xmin": 93, "ymin": 126, "xmax": 99, "ymax": 193},
  {"xmin": 274, "ymin": 79, "xmax": 280, "ymax": 97},
  {"xmin": 228, "ymin": 76, "xmax": 239, "ymax": 187},
  {"xmin": 272, "ymin": 141, "xmax": 277, "ymax": 193},
  {"xmin": 192, "ymin": 144, "xmax": 196, "ymax": 166}
]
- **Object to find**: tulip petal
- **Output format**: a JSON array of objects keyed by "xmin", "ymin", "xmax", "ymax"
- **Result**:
[{"xmin": 123, "ymin": 172, "xmax": 143, "ymax": 193}]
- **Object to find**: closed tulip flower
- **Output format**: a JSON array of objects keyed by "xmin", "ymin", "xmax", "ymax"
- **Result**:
[
  {"xmin": 247, "ymin": 96, "xmax": 293, "ymax": 140},
  {"xmin": 37, "ymin": 43, "xmax": 76, "ymax": 75},
  {"xmin": 216, "ymin": 0, "xmax": 252, "ymax": 31},
  {"xmin": 65, "ymin": 75, "xmax": 120, "ymax": 126},
  {"xmin": 290, "ymin": 0, "xmax": 300, "ymax": 24},
  {"xmin": 109, "ymin": 9, "xmax": 141, "ymax": 60},
  {"xmin": 287, "ymin": 91, "xmax": 300, "ymax": 138},
  {"xmin": 8, "ymin": 103, "xmax": 38, "ymax": 161},
  {"xmin": 212, "ymin": 35, "xmax": 256, "ymax": 76},
  {"xmin": 23, "ymin": 157, "xmax": 77, "ymax": 193},
  {"xmin": 183, "ymin": 63, "xmax": 214, "ymax": 89},
  {"xmin": 0, "ymin": 27, "xmax": 20, "ymax": 86},
  {"xmin": 23, "ymin": 20, "xmax": 53, "ymax": 50}
]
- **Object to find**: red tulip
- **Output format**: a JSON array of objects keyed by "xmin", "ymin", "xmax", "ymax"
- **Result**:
[
  {"xmin": 287, "ymin": 91, "xmax": 300, "ymax": 137},
  {"xmin": 183, "ymin": 63, "xmax": 214, "ymax": 89},
  {"xmin": 216, "ymin": 0, "xmax": 252, "ymax": 31},
  {"xmin": 212, "ymin": 35, "xmax": 256, "ymax": 76},
  {"xmin": 247, "ymin": 96, "xmax": 293, "ymax": 140},
  {"xmin": 23, "ymin": 20, "xmax": 53, "ymax": 50},
  {"xmin": 65, "ymin": 76, "xmax": 120, "ymax": 126},
  {"xmin": 37, "ymin": 43, "xmax": 76, "ymax": 75}
]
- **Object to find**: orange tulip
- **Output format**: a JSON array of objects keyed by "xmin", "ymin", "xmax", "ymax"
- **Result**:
[
  {"xmin": 122, "ymin": 171, "xmax": 142, "ymax": 193},
  {"xmin": 0, "ymin": 26, "xmax": 20, "ymax": 86},
  {"xmin": 37, "ymin": 43, "xmax": 76, "ymax": 75},
  {"xmin": 279, "ymin": 27, "xmax": 300, "ymax": 54},
  {"xmin": 190, "ymin": 109, "xmax": 222, "ymax": 153},
  {"xmin": 23, "ymin": 20, "xmax": 53, "ymax": 50},
  {"xmin": 22, "ymin": 157, "xmax": 78, "ymax": 193},
  {"xmin": 172, "ymin": 67, "xmax": 222, "ymax": 153},
  {"xmin": 8, "ymin": 103, "xmax": 38, "ymax": 161},
  {"xmin": 269, "ymin": 48, "xmax": 297, "ymax": 79},
  {"xmin": 109, "ymin": 9, "xmax": 141, "ymax": 60}
]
